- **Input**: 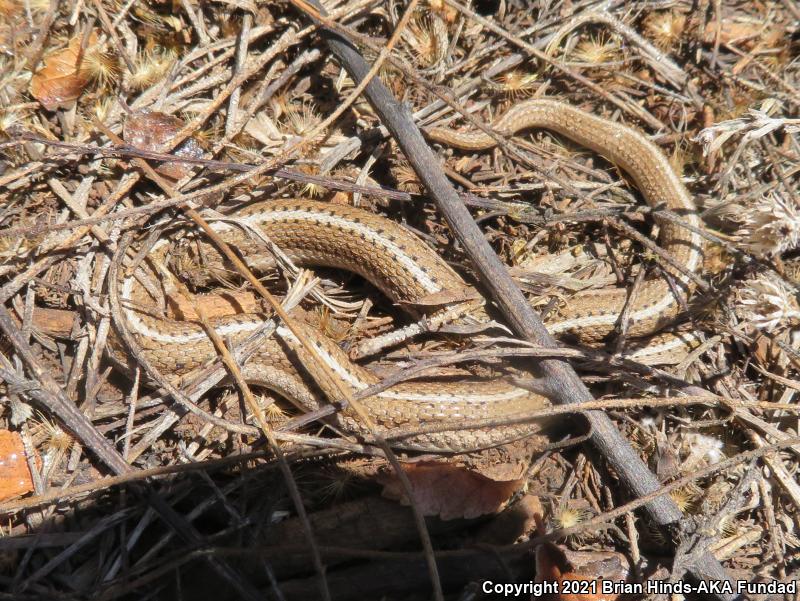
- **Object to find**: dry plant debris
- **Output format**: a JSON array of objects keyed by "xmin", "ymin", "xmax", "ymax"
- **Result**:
[{"xmin": 0, "ymin": 0, "xmax": 799, "ymax": 599}]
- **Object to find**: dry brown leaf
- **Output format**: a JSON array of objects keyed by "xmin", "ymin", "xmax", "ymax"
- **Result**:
[
  {"xmin": 0, "ymin": 431, "xmax": 39, "ymax": 502},
  {"xmin": 122, "ymin": 111, "xmax": 204, "ymax": 179},
  {"xmin": 29, "ymin": 32, "xmax": 97, "ymax": 110},
  {"xmin": 378, "ymin": 460, "xmax": 524, "ymax": 520},
  {"xmin": 752, "ymin": 332, "xmax": 784, "ymax": 371}
]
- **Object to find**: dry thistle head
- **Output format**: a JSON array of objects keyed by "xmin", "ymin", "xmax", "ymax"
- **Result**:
[
  {"xmin": 0, "ymin": 213, "xmax": 40, "ymax": 259},
  {"xmin": 393, "ymin": 158, "xmax": 422, "ymax": 194},
  {"xmin": 284, "ymin": 98, "xmax": 322, "ymax": 138},
  {"xmin": 91, "ymin": 96, "xmax": 116, "ymax": 123},
  {"xmin": 735, "ymin": 193, "xmax": 800, "ymax": 257},
  {"xmin": 84, "ymin": 45, "xmax": 120, "ymax": 90},
  {"xmin": 403, "ymin": 15, "xmax": 447, "ymax": 68},
  {"xmin": 32, "ymin": 413, "xmax": 73, "ymax": 456},
  {"xmin": 314, "ymin": 306, "xmax": 349, "ymax": 342},
  {"xmin": 680, "ymin": 432, "xmax": 726, "ymax": 466},
  {"xmin": 669, "ymin": 485, "xmax": 700, "ymax": 513},
  {"xmin": 315, "ymin": 467, "xmax": 364, "ymax": 503},
  {"xmin": 551, "ymin": 502, "xmax": 593, "ymax": 543},
  {"xmin": 131, "ymin": 2, "xmax": 183, "ymax": 31},
  {"xmin": 0, "ymin": 108, "xmax": 23, "ymax": 137},
  {"xmin": 294, "ymin": 164, "xmax": 326, "ymax": 198},
  {"xmin": 129, "ymin": 48, "xmax": 174, "ymax": 90},
  {"xmin": 259, "ymin": 394, "xmax": 288, "ymax": 425},
  {"xmin": 490, "ymin": 69, "xmax": 538, "ymax": 99},
  {"xmin": 0, "ymin": 59, "xmax": 29, "ymax": 106},
  {"xmin": 701, "ymin": 513, "xmax": 740, "ymax": 539},
  {"xmin": 735, "ymin": 271, "xmax": 800, "ymax": 334},
  {"xmin": 644, "ymin": 11, "xmax": 686, "ymax": 51},
  {"xmin": 572, "ymin": 34, "xmax": 622, "ymax": 67}
]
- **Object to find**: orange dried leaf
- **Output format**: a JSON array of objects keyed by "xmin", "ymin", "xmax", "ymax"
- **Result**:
[
  {"xmin": 0, "ymin": 431, "xmax": 38, "ymax": 502},
  {"xmin": 30, "ymin": 33, "xmax": 97, "ymax": 110},
  {"xmin": 378, "ymin": 461, "xmax": 524, "ymax": 520},
  {"xmin": 122, "ymin": 111, "xmax": 204, "ymax": 179}
]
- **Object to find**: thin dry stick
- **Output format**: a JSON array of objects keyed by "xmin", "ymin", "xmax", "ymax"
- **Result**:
[
  {"xmin": 90, "ymin": 0, "xmax": 137, "ymax": 73},
  {"xmin": 21, "ymin": 0, "xmax": 60, "ymax": 73},
  {"xmin": 225, "ymin": 11, "xmax": 253, "ymax": 137}
]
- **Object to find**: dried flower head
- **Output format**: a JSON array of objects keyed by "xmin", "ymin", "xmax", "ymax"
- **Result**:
[
  {"xmin": 572, "ymin": 34, "xmax": 621, "ymax": 66},
  {"xmin": 681, "ymin": 432, "xmax": 725, "ymax": 465},
  {"xmin": 84, "ymin": 45, "xmax": 120, "ymax": 89},
  {"xmin": 644, "ymin": 11, "xmax": 686, "ymax": 51},
  {"xmin": 92, "ymin": 96, "xmax": 116, "ymax": 122},
  {"xmin": 132, "ymin": 2, "xmax": 183, "ymax": 31},
  {"xmin": 0, "ymin": 217, "xmax": 39, "ymax": 259},
  {"xmin": 293, "ymin": 164, "xmax": 325, "ymax": 198},
  {"xmin": 284, "ymin": 99, "xmax": 322, "ymax": 138},
  {"xmin": 735, "ymin": 193, "xmax": 800, "ymax": 257},
  {"xmin": 129, "ymin": 48, "xmax": 174, "ymax": 90},
  {"xmin": 552, "ymin": 503, "xmax": 593, "ymax": 542},
  {"xmin": 393, "ymin": 158, "xmax": 422, "ymax": 193},
  {"xmin": 34, "ymin": 414, "xmax": 73, "ymax": 455},
  {"xmin": 0, "ymin": 57, "xmax": 28, "ymax": 104},
  {"xmin": 670, "ymin": 485, "xmax": 700, "ymax": 513},
  {"xmin": 0, "ymin": 108, "xmax": 22, "ymax": 136},
  {"xmin": 316, "ymin": 467, "xmax": 362, "ymax": 502},
  {"xmin": 490, "ymin": 69, "xmax": 538, "ymax": 99},
  {"xmin": 714, "ymin": 514, "xmax": 740, "ymax": 538},
  {"xmin": 261, "ymin": 395, "xmax": 288, "ymax": 424},
  {"xmin": 735, "ymin": 271, "xmax": 800, "ymax": 333},
  {"xmin": 403, "ymin": 15, "xmax": 447, "ymax": 68}
]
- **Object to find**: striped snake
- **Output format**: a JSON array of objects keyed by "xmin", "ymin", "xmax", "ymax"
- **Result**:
[{"xmin": 113, "ymin": 99, "xmax": 704, "ymax": 453}]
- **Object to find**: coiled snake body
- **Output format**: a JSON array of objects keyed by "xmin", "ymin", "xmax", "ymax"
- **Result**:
[{"xmin": 115, "ymin": 100, "xmax": 704, "ymax": 452}]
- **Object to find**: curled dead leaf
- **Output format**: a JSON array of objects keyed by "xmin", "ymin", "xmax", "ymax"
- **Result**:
[
  {"xmin": 122, "ymin": 111, "xmax": 205, "ymax": 179},
  {"xmin": 0, "ymin": 430, "xmax": 39, "ymax": 502},
  {"xmin": 30, "ymin": 32, "xmax": 98, "ymax": 110},
  {"xmin": 378, "ymin": 460, "xmax": 524, "ymax": 520}
]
